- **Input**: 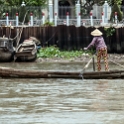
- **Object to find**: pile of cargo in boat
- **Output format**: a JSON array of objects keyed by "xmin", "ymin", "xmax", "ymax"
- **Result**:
[
  {"xmin": 15, "ymin": 36, "xmax": 41, "ymax": 62},
  {"xmin": 0, "ymin": 35, "xmax": 41, "ymax": 62},
  {"xmin": 15, "ymin": 39, "xmax": 37, "ymax": 61}
]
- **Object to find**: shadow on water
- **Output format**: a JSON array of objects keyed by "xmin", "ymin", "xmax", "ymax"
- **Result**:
[{"xmin": 0, "ymin": 62, "xmax": 124, "ymax": 123}]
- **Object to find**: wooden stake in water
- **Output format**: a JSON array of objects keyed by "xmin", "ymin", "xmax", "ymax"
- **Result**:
[{"xmin": 92, "ymin": 56, "xmax": 95, "ymax": 71}]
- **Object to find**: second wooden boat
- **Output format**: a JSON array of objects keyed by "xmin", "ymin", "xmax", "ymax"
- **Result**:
[{"xmin": 0, "ymin": 37, "xmax": 14, "ymax": 62}]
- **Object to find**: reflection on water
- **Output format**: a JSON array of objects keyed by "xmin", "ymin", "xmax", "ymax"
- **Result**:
[
  {"xmin": 0, "ymin": 78, "xmax": 124, "ymax": 124},
  {"xmin": 0, "ymin": 62, "xmax": 124, "ymax": 123}
]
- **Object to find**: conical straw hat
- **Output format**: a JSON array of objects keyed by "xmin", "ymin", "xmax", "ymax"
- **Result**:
[{"xmin": 91, "ymin": 29, "xmax": 103, "ymax": 36}]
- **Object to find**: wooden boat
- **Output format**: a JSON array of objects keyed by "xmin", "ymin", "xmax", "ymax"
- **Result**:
[
  {"xmin": 0, "ymin": 66, "xmax": 124, "ymax": 79},
  {"xmin": 0, "ymin": 37, "xmax": 14, "ymax": 62},
  {"xmin": 15, "ymin": 39, "xmax": 37, "ymax": 62},
  {"xmin": 15, "ymin": 36, "xmax": 41, "ymax": 62}
]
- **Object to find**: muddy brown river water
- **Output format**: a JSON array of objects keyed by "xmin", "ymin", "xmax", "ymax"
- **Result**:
[{"xmin": 0, "ymin": 62, "xmax": 124, "ymax": 124}]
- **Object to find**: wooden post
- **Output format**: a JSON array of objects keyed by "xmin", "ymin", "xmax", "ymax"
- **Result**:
[{"xmin": 92, "ymin": 56, "xmax": 95, "ymax": 71}]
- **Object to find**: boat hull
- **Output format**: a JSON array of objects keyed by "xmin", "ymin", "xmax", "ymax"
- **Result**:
[
  {"xmin": 0, "ymin": 50, "xmax": 14, "ymax": 62},
  {"xmin": 0, "ymin": 67, "xmax": 124, "ymax": 79},
  {"xmin": 16, "ymin": 54, "xmax": 37, "ymax": 62},
  {"xmin": 0, "ymin": 37, "xmax": 14, "ymax": 62}
]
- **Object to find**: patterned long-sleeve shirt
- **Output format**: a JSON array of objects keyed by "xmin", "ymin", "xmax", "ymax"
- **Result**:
[{"xmin": 87, "ymin": 36, "xmax": 107, "ymax": 51}]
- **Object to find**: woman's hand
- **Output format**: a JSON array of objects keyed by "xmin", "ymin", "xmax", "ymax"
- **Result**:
[{"xmin": 84, "ymin": 47, "xmax": 88, "ymax": 50}]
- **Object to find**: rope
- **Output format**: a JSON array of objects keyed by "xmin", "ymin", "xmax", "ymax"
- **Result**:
[
  {"xmin": 109, "ymin": 59, "xmax": 124, "ymax": 69},
  {"xmin": 42, "ymin": 29, "xmax": 58, "ymax": 45},
  {"xmin": 10, "ymin": 29, "xmax": 20, "ymax": 41},
  {"xmin": 15, "ymin": 11, "xmax": 29, "ymax": 49}
]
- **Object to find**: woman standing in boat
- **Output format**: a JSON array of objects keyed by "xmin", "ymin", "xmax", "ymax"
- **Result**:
[{"xmin": 84, "ymin": 29, "xmax": 109, "ymax": 71}]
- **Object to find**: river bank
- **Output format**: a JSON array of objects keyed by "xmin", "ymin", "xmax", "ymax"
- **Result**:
[{"xmin": 36, "ymin": 54, "xmax": 124, "ymax": 64}]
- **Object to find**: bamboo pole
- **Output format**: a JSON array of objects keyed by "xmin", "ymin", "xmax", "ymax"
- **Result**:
[
  {"xmin": 81, "ymin": 54, "xmax": 96, "ymax": 73},
  {"xmin": 92, "ymin": 56, "xmax": 95, "ymax": 71},
  {"xmin": 16, "ymin": 11, "xmax": 28, "ymax": 49}
]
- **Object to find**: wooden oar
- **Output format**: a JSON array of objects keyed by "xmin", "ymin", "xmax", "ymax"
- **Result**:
[
  {"xmin": 83, "ymin": 57, "xmax": 93, "ymax": 70},
  {"xmin": 80, "ymin": 54, "xmax": 96, "ymax": 75}
]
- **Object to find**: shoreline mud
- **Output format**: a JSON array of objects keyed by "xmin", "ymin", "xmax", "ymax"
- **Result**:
[{"xmin": 36, "ymin": 54, "xmax": 124, "ymax": 64}]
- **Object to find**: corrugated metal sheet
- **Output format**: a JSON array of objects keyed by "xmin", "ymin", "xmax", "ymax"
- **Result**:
[{"xmin": 0, "ymin": 26, "xmax": 123, "ymax": 53}]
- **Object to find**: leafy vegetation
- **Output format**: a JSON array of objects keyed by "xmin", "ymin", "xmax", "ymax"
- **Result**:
[
  {"xmin": 107, "ymin": 0, "xmax": 123, "ymax": 6},
  {"xmin": 110, "ymin": 3, "xmax": 123, "ymax": 22},
  {"xmin": 0, "ymin": 0, "xmax": 47, "ymax": 20},
  {"xmin": 19, "ymin": 6, "xmax": 29, "ymax": 23},
  {"xmin": 0, "ymin": 0, "xmax": 47, "ymax": 6},
  {"xmin": 37, "ymin": 46, "xmax": 86, "ymax": 59},
  {"xmin": 43, "ymin": 21, "xmax": 54, "ymax": 26},
  {"xmin": 80, "ymin": 0, "xmax": 123, "ymax": 17},
  {"xmin": 104, "ymin": 26, "xmax": 115, "ymax": 37}
]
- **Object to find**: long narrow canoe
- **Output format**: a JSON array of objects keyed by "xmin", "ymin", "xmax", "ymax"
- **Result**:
[{"xmin": 0, "ymin": 66, "xmax": 124, "ymax": 79}]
